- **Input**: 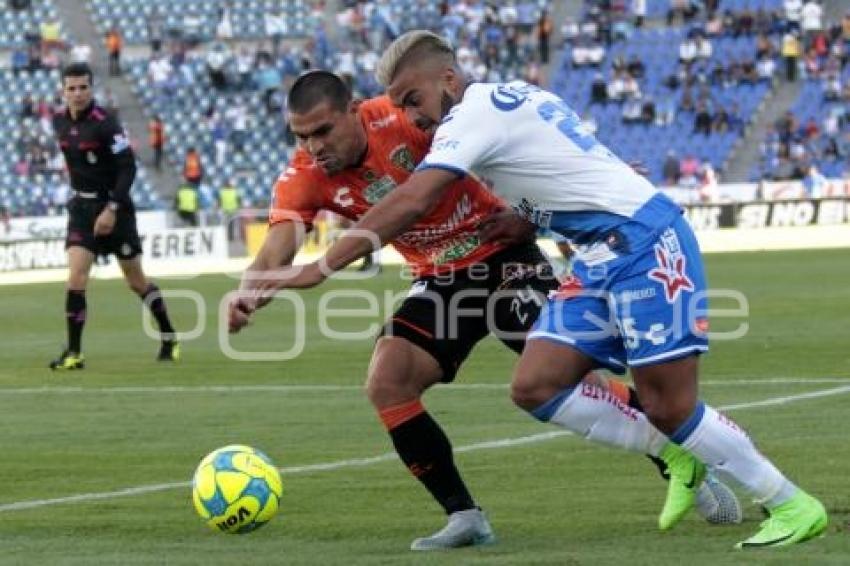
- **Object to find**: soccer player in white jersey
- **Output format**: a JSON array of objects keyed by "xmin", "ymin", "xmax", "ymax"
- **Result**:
[{"xmin": 256, "ymin": 31, "xmax": 827, "ymax": 548}]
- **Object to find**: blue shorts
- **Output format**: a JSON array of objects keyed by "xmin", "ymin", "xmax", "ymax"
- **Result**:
[{"xmin": 528, "ymin": 214, "xmax": 709, "ymax": 373}]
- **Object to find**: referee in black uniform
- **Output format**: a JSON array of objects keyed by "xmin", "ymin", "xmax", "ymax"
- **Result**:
[{"xmin": 50, "ymin": 62, "xmax": 179, "ymax": 369}]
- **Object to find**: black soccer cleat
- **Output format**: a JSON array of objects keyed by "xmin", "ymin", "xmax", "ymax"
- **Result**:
[
  {"xmin": 157, "ymin": 340, "xmax": 180, "ymax": 362},
  {"xmin": 49, "ymin": 350, "xmax": 85, "ymax": 370}
]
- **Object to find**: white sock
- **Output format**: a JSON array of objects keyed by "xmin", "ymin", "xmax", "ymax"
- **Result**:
[
  {"xmin": 535, "ymin": 383, "xmax": 669, "ymax": 456},
  {"xmin": 674, "ymin": 402, "xmax": 797, "ymax": 507}
]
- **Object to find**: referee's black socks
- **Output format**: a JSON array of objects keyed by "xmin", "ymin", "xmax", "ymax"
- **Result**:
[
  {"xmin": 139, "ymin": 283, "xmax": 176, "ymax": 341},
  {"xmin": 65, "ymin": 289, "xmax": 87, "ymax": 353}
]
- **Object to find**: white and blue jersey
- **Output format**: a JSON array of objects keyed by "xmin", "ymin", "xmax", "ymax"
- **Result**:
[{"xmin": 418, "ymin": 81, "xmax": 708, "ymax": 369}]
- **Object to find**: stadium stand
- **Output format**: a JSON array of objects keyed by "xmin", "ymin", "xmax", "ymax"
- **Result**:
[
  {"xmin": 551, "ymin": 1, "xmax": 795, "ymax": 186},
  {"xmin": 0, "ymin": 0, "xmax": 66, "ymax": 48},
  {"xmin": 86, "ymin": 0, "xmax": 316, "ymax": 44},
  {"xmin": 752, "ymin": 10, "xmax": 848, "ymax": 185},
  {"xmin": 0, "ymin": 0, "xmax": 846, "ymax": 219},
  {"xmin": 125, "ymin": 52, "xmax": 291, "ymax": 209}
]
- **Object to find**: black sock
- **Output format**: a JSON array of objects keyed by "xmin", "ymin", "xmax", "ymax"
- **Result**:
[
  {"xmin": 389, "ymin": 411, "xmax": 476, "ymax": 515},
  {"xmin": 628, "ymin": 385, "xmax": 672, "ymax": 480},
  {"xmin": 65, "ymin": 290, "xmax": 86, "ymax": 353},
  {"xmin": 140, "ymin": 283, "xmax": 175, "ymax": 339}
]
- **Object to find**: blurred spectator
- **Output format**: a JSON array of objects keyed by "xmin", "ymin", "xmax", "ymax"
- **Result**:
[
  {"xmin": 590, "ymin": 73, "xmax": 607, "ymax": 104},
  {"xmin": 149, "ymin": 116, "xmax": 165, "ymax": 170},
  {"xmin": 225, "ymin": 99, "xmax": 249, "ymax": 152},
  {"xmin": 694, "ymin": 102, "xmax": 712, "ymax": 136},
  {"xmin": 216, "ymin": 180, "xmax": 242, "ymax": 241},
  {"xmin": 632, "ymin": 0, "xmax": 646, "ymax": 28},
  {"xmin": 39, "ymin": 16, "xmax": 62, "ymax": 50},
  {"xmin": 175, "ymin": 183, "xmax": 199, "ymax": 226},
  {"xmin": 265, "ymin": 9, "xmax": 287, "ymax": 55},
  {"xmin": 11, "ymin": 46, "xmax": 28, "ymax": 74},
  {"xmin": 183, "ymin": 147, "xmax": 203, "ymax": 187},
  {"xmin": 148, "ymin": 7, "xmax": 165, "ymax": 54},
  {"xmin": 663, "ymin": 151, "xmax": 681, "ymax": 185},
  {"xmin": 781, "ymin": 31, "xmax": 800, "ymax": 82},
  {"xmin": 537, "ymin": 9, "xmax": 553, "ymax": 64},
  {"xmin": 216, "ymin": 4, "xmax": 234, "ymax": 42},
  {"xmin": 206, "ymin": 42, "xmax": 231, "ymax": 90},
  {"xmin": 803, "ymin": 164, "xmax": 827, "ymax": 197},
  {"xmin": 801, "ymin": 0, "xmax": 823, "ymax": 43},
  {"xmin": 680, "ymin": 153, "xmax": 702, "ymax": 186},
  {"xmin": 784, "ymin": 0, "xmax": 802, "ymax": 33},
  {"xmin": 106, "ymin": 28, "xmax": 123, "ymax": 76},
  {"xmin": 69, "ymin": 43, "xmax": 92, "ymax": 65},
  {"xmin": 9, "ymin": 0, "xmax": 32, "ymax": 9}
]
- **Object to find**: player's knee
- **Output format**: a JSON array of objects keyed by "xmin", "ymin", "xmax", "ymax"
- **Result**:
[
  {"xmin": 365, "ymin": 368, "xmax": 408, "ymax": 408},
  {"xmin": 510, "ymin": 372, "xmax": 548, "ymax": 412},
  {"xmin": 640, "ymin": 393, "xmax": 695, "ymax": 434}
]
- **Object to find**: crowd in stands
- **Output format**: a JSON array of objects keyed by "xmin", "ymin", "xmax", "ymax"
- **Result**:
[
  {"xmin": 755, "ymin": 7, "xmax": 850, "ymax": 184},
  {"xmin": 333, "ymin": 0, "xmax": 554, "ymax": 98},
  {"xmin": 550, "ymin": 0, "xmax": 847, "ymax": 189},
  {"xmin": 2, "ymin": 0, "xmax": 848, "ymax": 221}
]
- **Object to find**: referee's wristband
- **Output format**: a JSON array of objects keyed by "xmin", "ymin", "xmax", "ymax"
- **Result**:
[{"xmin": 106, "ymin": 201, "xmax": 120, "ymax": 212}]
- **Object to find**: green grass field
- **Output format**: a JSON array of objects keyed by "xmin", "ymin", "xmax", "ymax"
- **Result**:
[{"xmin": 1, "ymin": 248, "xmax": 849, "ymax": 565}]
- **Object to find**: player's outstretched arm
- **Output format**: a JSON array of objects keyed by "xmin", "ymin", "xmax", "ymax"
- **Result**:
[
  {"xmin": 251, "ymin": 168, "xmax": 458, "ymax": 295},
  {"xmin": 229, "ymin": 221, "xmax": 305, "ymax": 333},
  {"xmin": 322, "ymin": 168, "xmax": 456, "ymax": 272}
]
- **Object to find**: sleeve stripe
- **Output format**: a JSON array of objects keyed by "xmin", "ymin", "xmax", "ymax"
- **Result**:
[{"xmin": 414, "ymin": 162, "xmax": 467, "ymax": 178}]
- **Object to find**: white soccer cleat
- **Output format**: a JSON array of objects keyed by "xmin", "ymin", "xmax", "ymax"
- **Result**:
[
  {"xmin": 695, "ymin": 473, "xmax": 743, "ymax": 524},
  {"xmin": 410, "ymin": 508, "xmax": 496, "ymax": 551}
]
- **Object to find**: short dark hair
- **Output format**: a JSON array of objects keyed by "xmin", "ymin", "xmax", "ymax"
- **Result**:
[
  {"xmin": 61, "ymin": 62, "xmax": 94, "ymax": 85},
  {"xmin": 287, "ymin": 70, "xmax": 351, "ymax": 115}
]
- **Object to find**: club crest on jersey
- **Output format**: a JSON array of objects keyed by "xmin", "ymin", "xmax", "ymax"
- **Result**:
[
  {"xmin": 647, "ymin": 228, "xmax": 694, "ymax": 303},
  {"xmin": 389, "ymin": 144, "xmax": 415, "ymax": 172},
  {"xmin": 363, "ymin": 175, "xmax": 397, "ymax": 204},
  {"xmin": 86, "ymin": 151, "xmax": 98, "ymax": 164}
]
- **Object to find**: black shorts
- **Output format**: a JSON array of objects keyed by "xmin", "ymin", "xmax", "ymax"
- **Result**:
[
  {"xmin": 65, "ymin": 197, "xmax": 143, "ymax": 260},
  {"xmin": 380, "ymin": 243, "xmax": 560, "ymax": 382}
]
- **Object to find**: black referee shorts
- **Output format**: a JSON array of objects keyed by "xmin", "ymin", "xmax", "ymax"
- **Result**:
[
  {"xmin": 380, "ymin": 243, "xmax": 560, "ymax": 382},
  {"xmin": 65, "ymin": 197, "xmax": 143, "ymax": 260}
]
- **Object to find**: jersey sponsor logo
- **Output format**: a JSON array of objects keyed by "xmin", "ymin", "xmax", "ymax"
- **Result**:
[
  {"xmin": 389, "ymin": 144, "xmax": 415, "ymax": 172},
  {"xmin": 110, "ymin": 132, "xmax": 130, "ymax": 154},
  {"xmin": 432, "ymin": 234, "xmax": 480, "ymax": 265},
  {"xmin": 368, "ymin": 114, "xmax": 397, "ymax": 130},
  {"xmin": 618, "ymin": 287, "xmax": 657, "ymax": 302},
  {"xmin": 647, "ymin": 227, "xmax": 694, "ymax": 303},
  {"xmin": 333, "ymin": 187, "xmax": 354, "ymax": 207},
  {"xmin": 363, "ymin": 175, "xmax": 397, "ymax": 204},
  {"xmin": 490, "ymin": 84, "xmax": 532, "ymax": 111},
  {"xmin": 431, "ymin": 137, "xmax": 460, "ymax": 152}
]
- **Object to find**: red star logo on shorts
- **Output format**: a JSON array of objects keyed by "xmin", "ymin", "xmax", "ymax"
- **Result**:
[{"xmin": 648, "ymin": 244, "xmax": 694, "ymax": 303}]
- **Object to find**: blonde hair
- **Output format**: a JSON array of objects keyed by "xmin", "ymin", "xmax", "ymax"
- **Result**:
[{"xmin": 375, "ymin": 30, "xmax": 455, "ymax": 87}]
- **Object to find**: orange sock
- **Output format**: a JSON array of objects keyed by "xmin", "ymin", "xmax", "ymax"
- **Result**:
[
  {"xmin": 378, "ymin": 399, "xmax": 425, "ymax": 431},
  {"xmin": 606, "ymin": 378, "xmax": 632, "ymax": 405}
]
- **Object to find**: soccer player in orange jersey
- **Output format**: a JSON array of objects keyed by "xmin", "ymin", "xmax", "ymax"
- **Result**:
[{"xmin": 229, "ymin": 71, "xmax": 740, "ymax": 550}]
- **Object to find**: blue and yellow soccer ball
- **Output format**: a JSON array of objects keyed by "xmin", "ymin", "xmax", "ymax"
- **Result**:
[{"xmin": 192, "ymin": 445, "xmax": 283, "ymax": 534}]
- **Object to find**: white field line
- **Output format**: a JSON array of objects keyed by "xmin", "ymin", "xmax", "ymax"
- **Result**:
[
  {"xmin": 1, "ymin": 385, "xmax": 849, "ymax": 513},
  {"xmin": 1, "ymin": 377, "xmax": 849, "ymax": 395}
]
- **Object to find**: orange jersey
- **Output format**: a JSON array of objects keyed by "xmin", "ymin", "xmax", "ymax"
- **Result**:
[{"xmin": 270, "ymin": 96, "xmax": 506, "ymax": 277}]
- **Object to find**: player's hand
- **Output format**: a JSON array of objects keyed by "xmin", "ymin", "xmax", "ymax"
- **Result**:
[
  {"xmin": 93, "ymin": 208, "xmax": 116, "ymax": 236},
  {"xmin": 228, "ymin": 296, "xmax": 255, "ymax": 334},
  {"xmin": 251, "ymin": 262, "xmax": 327, "ymax": 302},
  {"xmin": 477, "ymin": 210, "xmax": 536, "ymax": 246}
]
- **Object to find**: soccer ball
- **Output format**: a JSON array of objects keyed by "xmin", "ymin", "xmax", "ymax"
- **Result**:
[{"xmin": 192, "ymin": 444, "xmax": 283, "ymax": 534}]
